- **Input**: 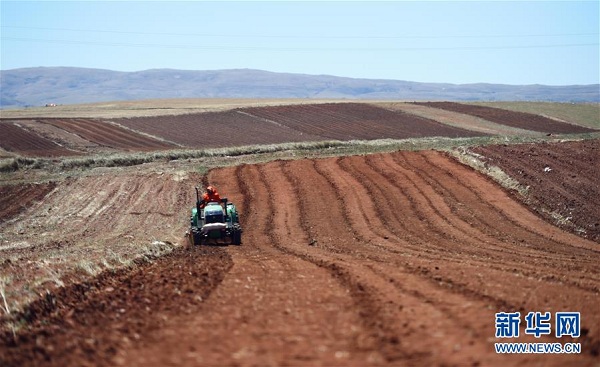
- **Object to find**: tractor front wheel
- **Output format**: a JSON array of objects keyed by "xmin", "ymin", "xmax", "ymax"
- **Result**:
[
  {"xmin": 232, "ymin": 225, "xmax": 242, "ymax": 246},
  {"xmin": 190, "ymin": 227, "xmax": 203, "ymax": 246}
]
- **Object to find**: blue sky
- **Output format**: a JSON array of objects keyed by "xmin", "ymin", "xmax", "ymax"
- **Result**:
[{"xmin": 1, "ymin": 1, "xmax": 598, "ymax": 85}]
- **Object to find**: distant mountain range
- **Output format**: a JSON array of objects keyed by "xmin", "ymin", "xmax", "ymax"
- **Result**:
[{"xmin": 1, "ymin": 67, "xmax": 598, "ymax": 108}]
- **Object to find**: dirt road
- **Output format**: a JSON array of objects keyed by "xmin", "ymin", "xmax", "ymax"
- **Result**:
[{"xmin": 2, "ymin": 151, "xmax": 599, "ymax": 366}]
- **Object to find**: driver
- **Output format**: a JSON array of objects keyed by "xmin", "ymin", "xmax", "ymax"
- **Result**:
[{"xmin": 200, "ymin": 185, "xmax": 221, "ymax": 208}]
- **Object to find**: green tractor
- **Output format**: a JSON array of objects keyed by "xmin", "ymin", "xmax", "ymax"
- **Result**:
[{"xmin": 188, "ymin": 187, "xmax": 242, "ymax": 246}]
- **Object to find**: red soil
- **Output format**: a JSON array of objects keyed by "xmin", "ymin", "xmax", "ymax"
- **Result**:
[
  {"xmin": 2, "ymin": 103, "xmax": 594, "ymax": 158},
  {"xmin": 40, "ymin": 118, "xmax": 175, "ymax": 150},
  {"xmin": 412, "ymin": 102, "xmax": 597, "ymax": 134},
  {"xmin": 115, "ymin": 110, "xmax": 325, "ymax": 148},
  {"xmin": 1, "ymin": 149, "xmax": 598, "ymax": 366},
  {"xmin": 242, "ymin": 102, "xmax": 487, "ymax": 140},
  {"xmin": 0, "ymin": 182, "xmax": 57, "ymax": 223},
  {"xmin": 0, "ymin": 122, "xmax": 81, "ymax": 157},
  {"xmin": 0, "ymin": 118, "xmax": 175, "ymax": 157},
  {"xmin": 116, "ymin": 103, "xmax": 487, "ymax": 149},
  {"xmin": 473, "ymin": 139, "xmax": 600, "ymax": 242}
]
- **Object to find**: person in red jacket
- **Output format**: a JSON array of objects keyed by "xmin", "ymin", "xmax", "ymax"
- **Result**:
[{"xmin": 200, "ymin": 185, "xmax": 221, "ymax": 208}]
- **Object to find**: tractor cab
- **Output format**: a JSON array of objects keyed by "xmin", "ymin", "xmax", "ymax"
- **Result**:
[{"xmin": 203, "ymin": 202, "xmax": 224, "ymax": 224}]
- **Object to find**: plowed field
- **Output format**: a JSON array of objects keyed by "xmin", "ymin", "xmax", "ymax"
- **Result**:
[
  {"xmin": 0, "ymin": 170, "xmax": 198, "ymax": 298},
  {"xmin": 115, "ymin": 103, "xmax": 487, "ymax": 149},
  {"xmin": 40, "ymin": 118, "xmax": 175, "ymax": 150},
  {"xmin": 0, "ymin": 182, "xmax": 57, "ymax": 223},
  {"xmin": 412, "ymin": 102, "xmax": 597, "ymax": 134},
  {"xmin": 0, "ymin": 122, "xmax": 80, "ymax": 157},
  {"xmin": 3, "ymin": 102, "xmax": 596, "ymax": 158},
  {"xmin": 2, "ymin": 150, "xmax": 598, "ymax": 367},
  {"xmin": 243, "ymin": 102, "xmax": 486, "ymax": 140},
  {"xmin": 116, "ymin": 110, "xmax": 325, "ymax": 148},
  {"xmin": 0, "ymin": 118, "xmax": 175, "ymax": 157},
  {"xmin": 473, "ymin": 139, "xmax": 600, "ymax": 242}
]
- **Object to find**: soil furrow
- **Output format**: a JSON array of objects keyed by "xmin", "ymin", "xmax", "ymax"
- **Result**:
[
  {"xmin": 381, "ymin": 152, "xmax": 506, "ymax": 252},
  {"xmin": 0, "ymin": 246, "xmax": 233, "ymax": 367},
  {"xmin": 323, "ymin": 154, "xmax": 598, "ymax": 294},
  {"xmin": 254, "ymin": 162, "xmax": 592, "ymax": 362},
  {"xmin": 472, "ymin": 140, "xmax": 600, "ymax": 242},
  {"xmin": 274, "ymin": 159, "xmax": 421, "ymax": 361},
  {"xmin": 425, "ymin": 151, "xmax": 599, "ymax": 252},
  {"xmin": 398, "ymin": 152, "xmax": 593, "ymax": 267},
  {"xmin": 335, "ymin": 155, "xmax": 437, "ymax": 251},
  {"xmin": 3, "ymin": 146, "xmax": 599, "ymax": 366}
]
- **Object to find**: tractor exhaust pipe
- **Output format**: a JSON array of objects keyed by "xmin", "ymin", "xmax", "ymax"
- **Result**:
[{"xmin": 195, "ymin": 186, "xmax": 201, "ymax": 214}]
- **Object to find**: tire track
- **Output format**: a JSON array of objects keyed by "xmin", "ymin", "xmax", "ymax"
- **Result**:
[
  {"xmin": 273, "ymin": 159, "xmax": 517, "ymax": 364},
  {"xmin": 255, "ymin": 162, "xmax": 410, "ymax": 363},
  {"xmin": 357, "ymin": 153, "xmax": 489, "ymax": 252},
  {"xmin": 385, "ymin": 152, "xmax": 516, "ymax": 251},
  {"xmin": 308, "ymin": 158, "xmax": 510, "ymax": 363},
  {"xmin": 391, "ymin": 152, "xmax": 600, "ymax": 292},
  {"xmin": 324, "ymin": 155, "xmax": 580, "ymax": 288}
]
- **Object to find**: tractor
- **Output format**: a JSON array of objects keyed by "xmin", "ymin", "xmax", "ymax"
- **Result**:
[{"xmin": 188, "ymin": 187, "xmax": 242, "ymax": 246}]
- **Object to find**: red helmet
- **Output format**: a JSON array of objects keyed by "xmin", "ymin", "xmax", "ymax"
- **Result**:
[{"xmin": 206, "ymin": 186, "xmax": 215, "ymax": 194}]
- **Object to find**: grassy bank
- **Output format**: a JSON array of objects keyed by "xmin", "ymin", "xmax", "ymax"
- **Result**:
[{"xmin": 2, "ymin": 132, "xmax": 599, "ymax": 177}]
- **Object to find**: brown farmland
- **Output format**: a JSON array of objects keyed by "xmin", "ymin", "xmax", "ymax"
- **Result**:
[
  {"xmin": 4, "ymin": 102, "xmax": 489, "ymax": 157},
  {"xmin": 115, "ymin": 110, "xmax": 325, "ymax": 148},
  {"xmin": 116, "ymin": 103, "xmax": 487, "ymax": 150},
  {"xmin": 6, "ymin": 101, "xmax": 595, "ymax": 158},
  {"xmin": 412, "ymin": 102, "xmax": 597, "ymax": 134},
  {"xmin": 40, "ymin": 118, "xmax": 175, "ymax": 150},
  {"xmin": 0, "ymin": 182, "xmax": 57, "ymax": 223},
  {"xmin": 0, "ymin": 122, "xmax": 81, "ymax": 157},
  {"xmin": 473, "ymin": 139, "xmax": 600, "ymax": 242},
  {"xmin": 242, "ymin": 102, "xmax": 487, "ymax": 140},
  {"xmin": 0, "ymin": 118, "xmax": 175, "ymax": 157},
  {"xmin": 1, "ymin": 148, "xmax": 598, "ymax": 367}
]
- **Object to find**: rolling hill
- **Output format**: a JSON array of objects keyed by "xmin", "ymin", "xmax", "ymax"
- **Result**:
[{"xmin": 1, "ymin": 67, "xmax": 598, "ymax": 108}]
